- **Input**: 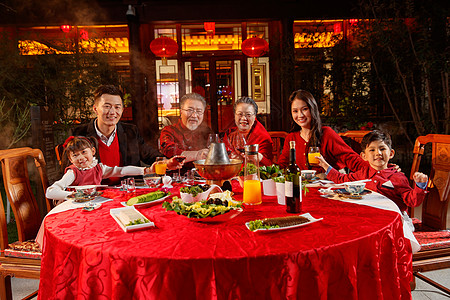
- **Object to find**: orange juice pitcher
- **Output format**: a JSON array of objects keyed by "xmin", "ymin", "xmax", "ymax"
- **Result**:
[{"xmin": 243, "ymin": 144, "xmax": 262, "ymax": 205}]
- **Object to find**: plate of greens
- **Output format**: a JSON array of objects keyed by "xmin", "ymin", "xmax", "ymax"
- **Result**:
[{"xmin": 163, "ymin": 191, "xmax": 243, "ymax": 223}]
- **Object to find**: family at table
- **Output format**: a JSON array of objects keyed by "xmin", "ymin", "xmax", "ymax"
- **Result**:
[{"xmin": 39, "ymin": 84, "xmax": 430, "ymax": 298}]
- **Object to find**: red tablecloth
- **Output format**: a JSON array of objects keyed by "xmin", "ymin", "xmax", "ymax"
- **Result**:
[{"xmin": 39, "ymin": 182, "xmax": 412, "ymax": 300}]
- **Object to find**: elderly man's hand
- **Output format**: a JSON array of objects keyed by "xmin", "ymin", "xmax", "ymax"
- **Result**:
[{"xmin": 181, "ymin": 149, "xmax": 209, "ymax": 162}]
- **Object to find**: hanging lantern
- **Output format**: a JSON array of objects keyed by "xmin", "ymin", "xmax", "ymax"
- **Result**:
[
  {"xmin": 60, "ymin": 25, "xmax": 72, "ymax": 33},
  {"xmin": 79, "ymin": 29, "xmax": 89, "ymax": 40},
  {"xmin": 204, "ymin": 22, "xmax": 215, "ymax": 38},
  {"xmin": 150, "ymin": 37, "xmax": 178, "ymax": 65},
  {"xmin": 333, "ymin": 23, "xmax": 342, "ymax": 34},
  {"xmin": 241, "ymin": 37, "xmax": 269, "ymax": 65}
]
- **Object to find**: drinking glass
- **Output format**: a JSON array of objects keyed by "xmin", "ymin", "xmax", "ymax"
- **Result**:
[
  {"xmin": 230, "ymin": 132, "xmax": 246, "ymax": 157},
  {"xmin": 155, "ymin": 157, "xmax": 167, "ymax": 177},
  {"xmin": 127, "ymin": 177, "xmax": 136, "ymax": 193},
  {"xmin": 121, "ymin": 179, "xmax": 128, "ymax": 192},
  {"xmin": 308, "ymin": 147, "xmax": 320, "ymax": 166},
  {"xmin": 144, "ymin": 174, "xmax": 161, "ymax": 188},
  {"xmin": 206, "ymin": 133, "xmax": 219, "ymax": 148},
  {"xmin": 173, "ymin": 144, "xmax": 186, "ymax": 182},
  {"xmin": 186, "ymin": 169, "xmax": 195, "ymax": 186}
]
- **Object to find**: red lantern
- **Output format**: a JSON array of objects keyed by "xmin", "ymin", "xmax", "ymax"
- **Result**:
[
  {"xmin": 150, "ymin": 37, "xmax": 178, "ymax": 65},
  {"xmin": 60, "ymin": 25, "xmax": 72, "ymax": 33},
  {"xmin": 79, "ymin": 29, "xmax": 89, "ymax": 40},
  {"xmin": 333, "ymin": 23, "xmax": 342, "ymax": 33},
  {"xmin": 241, "ymin": 37, "xmax": 269, "ymax": 65},
  {"xmin": 204, "ymin": 22, "xmax": 215, "ymax": 37}
]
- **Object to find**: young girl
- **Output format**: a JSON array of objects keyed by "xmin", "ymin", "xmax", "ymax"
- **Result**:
[{"xmin": 46, "ymin": 136, "xmax": 171, "ymax": 204}]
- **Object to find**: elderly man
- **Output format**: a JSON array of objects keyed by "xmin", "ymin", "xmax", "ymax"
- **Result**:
[
  {"xmin": 72, "ymin": 85, "xmax": 180, "ymax": 180},
  {"xmin": 223, "ymin": 97, "xmax": 273, "ymax": 166},
  {"xmin": 160, "ymin": 93, "xmax": 213, "ymax": 163}
]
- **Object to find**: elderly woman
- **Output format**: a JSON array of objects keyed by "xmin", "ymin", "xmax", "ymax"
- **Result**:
[
  {"xmin": 223, "ymin": 97, "xmax": 273, "ymax": 166},
  {"xmin": 278, "ymin": 89, "xmax": 366, "ymax": 172}
]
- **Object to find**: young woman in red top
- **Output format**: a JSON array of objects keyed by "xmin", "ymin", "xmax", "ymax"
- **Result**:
[{"xmin": 277, "ymin": 90, "xmax": 366, "ymax": 172}]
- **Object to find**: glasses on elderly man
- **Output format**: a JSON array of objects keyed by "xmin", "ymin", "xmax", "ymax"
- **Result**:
[
  {"xmin": 235, "ymin": 112, "xmax": 255, "ymax": 119},
  {"xmin": 181, "ymin": 108, "xmax": 204, "ymax": 116}
]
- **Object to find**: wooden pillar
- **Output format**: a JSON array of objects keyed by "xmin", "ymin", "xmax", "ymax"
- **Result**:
[
  {"xmin": 128, "ymin": 16, "xmax": 159, "ymax": 148},
  {"xmin": 269, "ymin": 19, "xmax": 295, "ymax": 132}
]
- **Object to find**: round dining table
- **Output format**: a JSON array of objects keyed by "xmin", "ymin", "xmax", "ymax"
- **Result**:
[{"xmin": 38, "ymin": 181, "xmax": 412, "ymax": 300}]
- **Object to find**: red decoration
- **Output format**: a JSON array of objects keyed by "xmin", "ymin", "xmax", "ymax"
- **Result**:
[
  {"xmin": 79, "ymin": 29, "xmax": 89, "ymax": 40},
  {"xmin": 241, "ymin": 37, "xmax": 269, "ymax": 58},
  {"xmin": 349, "ymin": 19, "xmax": 359, "ymax": 26},
  {"xmin": 150, "ymin": 37, "xmax": 178, "ymax": 58},
  {"xmin": 204, "ymin": 22, "xmax": 215, "ymax": 37},
  {"xmin": 333, "ymin": 23, "xmax": 342, "ymax": 33},
  {"xmin": 60, "ymin": 25, "xmax": 72, "ymax": 33}
]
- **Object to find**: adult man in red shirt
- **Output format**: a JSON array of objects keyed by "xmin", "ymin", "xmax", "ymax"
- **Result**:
[{"xmin": 160, "ymin": 93, "xmax": 212, "ymax": 165}]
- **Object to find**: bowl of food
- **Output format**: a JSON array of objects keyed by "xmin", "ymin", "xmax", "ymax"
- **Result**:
[
  {"xmin": 301, "ymin": 170, "xmax": 317, "ymax": 181},
  {"xmin": 75, "ymin": 185, "xmax": 97, "ymax": 196},
  {"xmin": 180, "ymin": 184, "xmax": 222, "ymax": 203},
  {"xmin": 344, "ymin": 182, "xmax": 366, "ymax": 194},
  {"xmin": 162, "ymin": 190, "xmax": 242, "ymax": 223}
]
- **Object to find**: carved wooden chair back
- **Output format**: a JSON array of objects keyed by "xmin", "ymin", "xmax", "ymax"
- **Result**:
[
  {"xmin": 0, "ymin": 148, "xmax": 47, "ymax": 299},
  {"xmin": 268, "ymin": 131, "xmax": 288, "ymax": 165},
  {"xmin": 338, "ymin": 130, "xmax": 371, "ymax": 154},
  {"xmin": 0, "ymin": 148, "xmax": 51, "ymax": 241},
  {"xmin": 410, "ymin": 134, "xmax": 450, "ymax": 230},
  {"xmin": 408, "ymin": 134, "xmax": 450, "ymax": 295}
]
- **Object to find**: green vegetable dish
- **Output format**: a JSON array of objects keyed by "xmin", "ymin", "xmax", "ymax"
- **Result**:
[
  {"xmin": 248, "ymin": 220, "xmax": 280, "ymax": 231},
  {"xmin": 126, "ymin": 190, "xmax": 169, "ymax": 206},
  {"xmin": 180, "ymin": 184, "xmax": 211, "ymax": 197},
  {"xmin": 126, "ymin": 218, "xmax": 150, "ymax": 226},
  {"xmin": 162, "ymin": 197, "xmax": 242, "ymax": 219}
]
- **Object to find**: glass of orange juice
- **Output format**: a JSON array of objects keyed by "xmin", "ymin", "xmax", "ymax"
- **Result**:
[
  {"xmin": 308, "ymin": 147, "xmax": 320, "ymax": 166},
  {"xmin": 155, "ymin": 157, "xmax": 167, "ymax": 176},
  {"xmin": 243, "ymin": 144, "xmax": 262, "ymax": 205},
  {"xmin": 243, "ymin": 179, "xmax": 262, "ymax": 205}
]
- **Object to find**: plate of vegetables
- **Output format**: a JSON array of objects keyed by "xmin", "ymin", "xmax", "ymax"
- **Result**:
[
  {"xmin": 179, "ymin": 184, "xmax": 222, "ymax": 203},
  {"xmin": 162, "ymin": 191, "xmax": 243, "ymax": 223},
  {"xmin": 121, "ymin": 190, "xmax": 171, "ymax": 208}
]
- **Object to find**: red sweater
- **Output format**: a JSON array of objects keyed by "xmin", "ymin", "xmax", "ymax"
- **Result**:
[
  {"xmin": 160, "ymin": 120, "xmax": 213, "ymax": 157},
  {"xmin": 97, "ymin": 135, "xmax": 122, "ymax": 184},
  {"xmin": 327, "ymin": 166, "xmax": 427, "ymax": 213},
  {"xmin": 65, "ymin": 164, "xmax": 103, "ymax": 186},
  {"xmin": 223, "ymin": 120, "xmax": 273, "ymax": 166},
  {"xmin": 278, "ymin": 126, "xmax": 366, "ymax": 172}
]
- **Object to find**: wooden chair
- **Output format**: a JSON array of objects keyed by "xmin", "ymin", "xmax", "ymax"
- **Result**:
[
  {"xmin": 268, "ymin": 131, "xmax": 288, "ymax": 165},
  {"xmin": 0, "ymin": 148, "xmax": 52, "ymax": 300},
  {"xmin": 55, "ymin": 143, "xmax": 64, "ymax": 172},
  {"xmin": 338, "ymin": 130, "xmax": 371, "ymax": 153},
  {"xmin": 409, "ymin": 134, "xmax": 450, "ymax": 294}
]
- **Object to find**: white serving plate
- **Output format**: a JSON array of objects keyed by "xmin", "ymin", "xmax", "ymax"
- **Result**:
[
  {"xmin": 120, "ymin": 194, "xmax": 171, "ymax": 208},
  {"xmin": 110, "ymin": 207, "xmax": 155, "ymax": 232},
  {"xmin": 245, "ymin": 213, "xmax": 323, "ymax": 232}
]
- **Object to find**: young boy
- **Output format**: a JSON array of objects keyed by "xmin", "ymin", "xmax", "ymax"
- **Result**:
[{"xmin": 317, "ymin": 130, "xmax": 428, "ymax": 214}]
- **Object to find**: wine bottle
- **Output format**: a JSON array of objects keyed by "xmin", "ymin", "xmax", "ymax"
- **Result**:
[{"xmin": 285, "ymin": 140, "xmax": 301, "ymax": 213}]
